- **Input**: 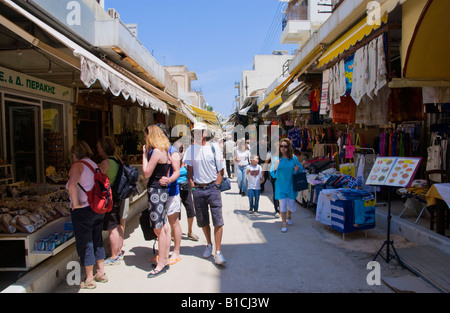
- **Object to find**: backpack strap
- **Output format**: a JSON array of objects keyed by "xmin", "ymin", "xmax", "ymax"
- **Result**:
[
  {"xmin": 76, "ymin": 160, "xmax": 98, "ymax": 194},
  {"xmin": 77, "ymin": 160, "xmax": 98, "ymax": 174}
]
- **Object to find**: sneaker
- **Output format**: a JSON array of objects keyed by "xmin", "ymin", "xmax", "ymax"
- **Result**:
[
  {"xmin": 214, "ymin": 252, "xmax": 226, "ymax": 265},
  {"xmin": 274, "ymin": 212, "xmax": 280, "ymax": 218},
  {"xmin": 203, "ymin": 244, "xmax": 212, "ymax": 258}
]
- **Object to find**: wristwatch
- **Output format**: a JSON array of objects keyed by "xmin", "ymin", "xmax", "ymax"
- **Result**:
[{"xmin": 214, "ymin": 183, "xmax": 221, "ymax": 189}]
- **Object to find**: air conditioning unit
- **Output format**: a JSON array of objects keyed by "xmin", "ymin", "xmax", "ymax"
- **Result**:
[{"xmin": 108, "ymin": 8, "xmax": 120, "ymax": 19}]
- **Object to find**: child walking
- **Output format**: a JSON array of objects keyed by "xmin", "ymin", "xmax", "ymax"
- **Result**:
[{"xmin": 246, "ymin": 155, "xmax": 264, "ymax": 213}]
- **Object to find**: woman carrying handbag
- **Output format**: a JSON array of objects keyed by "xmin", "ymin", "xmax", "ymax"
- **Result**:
[{"xmin": 270, "ymin": 138, "xmax": 303, "ymax": 233}]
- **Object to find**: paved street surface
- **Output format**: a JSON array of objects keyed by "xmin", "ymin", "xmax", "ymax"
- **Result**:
[{"xmin": 55, "ymin": 177, "xmax": 407, "ymax": 293}]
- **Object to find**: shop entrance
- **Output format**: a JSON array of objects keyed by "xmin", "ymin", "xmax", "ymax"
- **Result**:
[{"xmin": 6, "ymin": 103, "xmax": 42, "ymax": 183}]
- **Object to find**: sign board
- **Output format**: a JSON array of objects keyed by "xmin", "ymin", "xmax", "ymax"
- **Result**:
[
  {"xmin": 0, "ymin": 66, "xmax": 74, "ymax": 102},
  {"xmin": 29, "ymin": 0, "xmax": 96, "ymax": 44},
  {"xmin": 366, "ymin": 157, "xmax": 422, "ymax": 188}
]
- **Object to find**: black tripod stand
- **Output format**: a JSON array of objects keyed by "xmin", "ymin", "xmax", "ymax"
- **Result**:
[{"xmin": 373, "ymin": 186, "xmax": 405, "ymax": 268}]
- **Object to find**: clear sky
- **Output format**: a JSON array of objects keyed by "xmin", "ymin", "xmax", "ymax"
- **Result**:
[{"xmin": 105, "ymin": 0, "xmax": 297, "ymax": 117}]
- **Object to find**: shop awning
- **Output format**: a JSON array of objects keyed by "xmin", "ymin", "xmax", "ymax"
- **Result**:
[
  {"xmin": 79, "ymin": 55, "xmax": 169, "ymax": 114},
  {"xmin": 2, "ymin": 0, "xmax": 169, "ymax": 114},
  {"xmin": 258, "ymin": 90, "xmax": 284, "ymax": 113},
  {"xmin": 317, "ymin": 13, "xmax": 388, "ymax": 68},
  {"xmin": 276, "ymin": 85, "xmax": 308, "ymax": 116},
  {"xmin": 179, "ymin": 101, "xmax": 197, "ymax": 124},
  {"xmin": 402, "ymin": 0, "xmax": 450, "ymax": 80},
  {"xmin": 188, "ymin": 105, "xmax": 219, "ymax": 125},
  {"xmin": 273, "ymin": 46, "xmax": 323, "ymax": 96}
]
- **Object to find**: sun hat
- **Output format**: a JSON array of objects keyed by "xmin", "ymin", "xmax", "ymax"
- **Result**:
[{"xmin": 192, "ymin": 122, "xmax": 208, "ymax": 131}]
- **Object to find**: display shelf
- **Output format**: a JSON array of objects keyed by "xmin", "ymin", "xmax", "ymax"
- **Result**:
[
  {"xmin": 0, "ymin": 164, "xmax": 14, "ymax": 184},
  {"xmin": 0, "ymin": 216, "xmax": 72, "ymax": 271}
]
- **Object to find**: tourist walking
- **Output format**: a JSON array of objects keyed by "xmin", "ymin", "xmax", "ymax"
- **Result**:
[
  {"xmin": 263, "ymin": 139, "xmax": 280, "ymax": 217},
  {"xmin": 234, "ymin": 138, "xmax": 251, "ymax": 196},
  {"xmin": 183, "ymin": 122, "xmax": 226, "ymax": 265},
  {"xmin": 178, "ymin": 162, "xmax": 199, "ymax": 241},
  {"xmin": 155, "ymin": 123, "xmax": 183, "ymax": 266},
  {"xmin": 97, "ymin": 137, "xmax": 123, "ymax": 266},
  {"xmin": 66, "ymin": 140, "xmax": 107, "ymax": 289},
  {"xmin": 270, "ymin": 138, "xmax": 303, "ymax": 233},
  {"xmin": 223, "ymin": 135, "xmax": 236, "ymax": 178},
  {"xmin": 142, "ymin": 125, "xmax": 172, "ymax": 277},
  {"xmin": 246, "ymin": 155, "xmax": 264, "ymax": 213}
]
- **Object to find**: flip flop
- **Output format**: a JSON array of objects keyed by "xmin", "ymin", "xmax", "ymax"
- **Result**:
[
  {"xmin": 168, "ymin": 257, "xmax": 182, "ymax": 265},
  {"xmin": 188, "ymin": 233, "xmax": 199, "ymax": 241}
]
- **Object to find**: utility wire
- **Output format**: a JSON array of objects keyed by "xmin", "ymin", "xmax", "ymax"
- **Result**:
[{"xmin": 258, "ymin": 1, "xmax": 284, "ymax": 55}]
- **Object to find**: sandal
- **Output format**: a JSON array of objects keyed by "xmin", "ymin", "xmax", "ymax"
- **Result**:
[
  {"xmin": 168, "ymin": 257, "xmax": 182, "ymax": 265},
  {"xmin": 188, "ymin": 233, "xmax": 199, "ymax": 241},
  {"xmin": 94, "ymin": 272, "xmax": 108, "ymax": 283},
  {"xmin": 147, "ymin": 265, "xmax": 169, "ymax": 278},
  {"xmin": 80, "ymin": 279, "xmax": 96, "ymax": 289}
]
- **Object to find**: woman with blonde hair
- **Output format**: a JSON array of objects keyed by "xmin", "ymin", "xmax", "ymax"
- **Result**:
[{"xmin": 142, "ymin": 125, "xmax": 172, "ymax": 278}]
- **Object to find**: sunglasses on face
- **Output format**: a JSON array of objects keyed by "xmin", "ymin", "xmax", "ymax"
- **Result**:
[{"xmin": 280, "ymin": 145, "xmax": 289, "ymax": 148}]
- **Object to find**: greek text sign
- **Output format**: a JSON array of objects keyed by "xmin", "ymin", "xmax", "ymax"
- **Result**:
[{"xmin": 0, "ymin": 66, "xmax": 73, "ymax": 102}]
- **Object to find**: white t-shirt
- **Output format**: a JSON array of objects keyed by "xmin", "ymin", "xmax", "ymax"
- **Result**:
[
  {"xmin": 246, "ymin": 164, "xmax": 262, "ymax": 190},
  {"xmin": 183, "ymin": 142, "xmax": 224, "ymax": 184},
  {"xmin": 235, "ymin": 149, "xmax": 251, "ymax": 167}
]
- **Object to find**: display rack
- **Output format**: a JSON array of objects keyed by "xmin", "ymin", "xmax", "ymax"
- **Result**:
[
  {"xmin": 0, "ymin": 216, "xmax": 73, "ymax": 271},
  {"xmin": 0, "ymin": 165, "xmax": 14, "ymax": 184}
]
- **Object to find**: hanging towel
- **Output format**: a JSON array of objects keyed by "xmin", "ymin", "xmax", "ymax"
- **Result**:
[{"xmin": 320, "ymin": 69, "xmax": 331, "ymax": 115}]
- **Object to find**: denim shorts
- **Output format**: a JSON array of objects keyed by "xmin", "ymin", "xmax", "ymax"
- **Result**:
[{"xmin": 192, "ymin": 185, "xmax": 224, "ymax": 227}]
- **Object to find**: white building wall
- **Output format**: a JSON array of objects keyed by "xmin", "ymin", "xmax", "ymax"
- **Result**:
[{"xmin": 239, "ymin": 54, "xmax": 293, "ymax": 108}]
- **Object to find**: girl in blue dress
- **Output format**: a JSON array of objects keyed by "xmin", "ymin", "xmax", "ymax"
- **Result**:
[{"xmin": 270, "ymin": 138, "xmax": 303, "ymax": 232}]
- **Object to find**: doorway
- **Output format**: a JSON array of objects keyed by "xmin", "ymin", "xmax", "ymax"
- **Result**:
[{"xmin": 6, "ymin": 102, "xmax": 42, "ymax": 183}]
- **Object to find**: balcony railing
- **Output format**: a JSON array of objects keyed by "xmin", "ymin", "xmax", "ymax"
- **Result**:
[{"xmin": 282, "ymin": 0, "xmax": 309, "ymax": 31}]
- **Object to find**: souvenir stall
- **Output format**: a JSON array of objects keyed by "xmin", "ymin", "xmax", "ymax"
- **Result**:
[{"xmin": 301, "ymin": 29, "xmax": 430, "ymax": 237}]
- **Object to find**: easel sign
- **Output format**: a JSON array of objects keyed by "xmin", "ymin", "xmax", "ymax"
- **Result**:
[{"xmin": 366, "ymin": 157, "xmax": 422, "ymax": 188}]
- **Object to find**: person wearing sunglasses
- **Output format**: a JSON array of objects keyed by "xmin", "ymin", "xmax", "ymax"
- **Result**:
[{"xmin": 270, "ymin": 138, "xmax": 303, "ymax": 232}]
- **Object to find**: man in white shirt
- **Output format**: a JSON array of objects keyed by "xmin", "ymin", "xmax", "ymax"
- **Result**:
[{"xmin": 183, "ymin": 122, "xmax": 226, "ymax": 265}]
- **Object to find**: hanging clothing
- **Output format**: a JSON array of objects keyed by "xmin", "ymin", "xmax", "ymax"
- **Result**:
[{"xmin": 320, "ymin": 69, "xmax": 331, "ymax": 115}]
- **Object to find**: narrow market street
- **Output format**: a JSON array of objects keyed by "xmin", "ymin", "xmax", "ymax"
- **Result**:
[{"xmin": 55, "ymin": 176, "xmax": 407, "ymax": 293}]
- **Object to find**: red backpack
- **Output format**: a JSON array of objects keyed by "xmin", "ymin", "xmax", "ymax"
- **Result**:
[{"xmin": 77, "ymin": 161, "xmax": 113, "ymax": 214}]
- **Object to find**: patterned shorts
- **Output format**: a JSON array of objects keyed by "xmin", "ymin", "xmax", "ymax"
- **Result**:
[{"xmin": 147, "ymin": 187, "xmax": 169, "ymax": 229}]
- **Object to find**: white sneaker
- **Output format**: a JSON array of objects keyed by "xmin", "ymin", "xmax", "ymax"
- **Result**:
[
  {"xmin": 203, "ymin": 244, "xmax": 212, "ymax": 258},
  {"xmin": 214, "ymin": 252, "xmax": 226, "ymax": 265}
]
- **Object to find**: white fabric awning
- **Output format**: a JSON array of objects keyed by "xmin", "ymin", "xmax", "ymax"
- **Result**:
[
  {"xmin": 276, "ymin": 86, "xmax": 307, "ymax": 116},
  {"xmin": 239, "ymin": 106, "xmax": 251, "ymax": 116},
  {"xmin": 3, "ymin": 0, "xmax": 169, "ymax": 115},
  {"xmin": 179, "ymin": 101, "xmax": 197, "ymax": 123},
  {"xmin": 78, "ymin": 54, "xmax": 168, "ymax": 114}
]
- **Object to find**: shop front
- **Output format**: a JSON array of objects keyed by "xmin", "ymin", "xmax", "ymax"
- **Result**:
[{"xmin": 259, "ymin": 0, "xmax": 450, "ymax": 242}]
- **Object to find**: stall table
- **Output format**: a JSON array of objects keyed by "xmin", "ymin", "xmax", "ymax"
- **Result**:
[{"xmin": 425, "ymin": 183, "xmax": 450, "ymax": 236}]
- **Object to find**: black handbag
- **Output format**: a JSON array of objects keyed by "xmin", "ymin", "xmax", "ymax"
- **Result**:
[
  {"xmin": 139, "ymin": 209, "xmax": 157, "ymax": 241},
  {"xmin": 292, "ymin": 172, "xmax": 308, "ymax": 191},
  {"xmin": 292, "ymin": 156, "xmax": 308, "ymax": 192}
]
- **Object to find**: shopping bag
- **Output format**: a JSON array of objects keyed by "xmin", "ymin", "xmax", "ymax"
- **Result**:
[
  {"xmin": 293, "ymin": 172, "xmax": 308, "ymax": 191},
  {"xmin": 345, "ymin": 134, "xmax": 355, "ymax": 159}
]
